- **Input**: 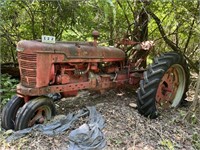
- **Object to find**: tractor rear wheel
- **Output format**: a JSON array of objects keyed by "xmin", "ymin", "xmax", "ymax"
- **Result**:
[
  {"xmin": 15, "ymin": 96, "xmax": 56, "ymax": 130},
  {"xmin": 137, "ymin": 52, "xmax": 189, "ymax": 118},
  {"xmin": 1, "ymin": 95, "xmax": 25, "ymax": 130}
]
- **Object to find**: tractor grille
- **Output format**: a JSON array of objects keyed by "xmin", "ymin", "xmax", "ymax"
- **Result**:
[{"xmin": 18, "ymin": 52, "xmax": 37, "ymax": 87}]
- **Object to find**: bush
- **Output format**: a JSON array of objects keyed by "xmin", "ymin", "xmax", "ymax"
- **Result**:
[{"xmin": 0, "ymin": 74, "xmax": 19, "ymax": 107}]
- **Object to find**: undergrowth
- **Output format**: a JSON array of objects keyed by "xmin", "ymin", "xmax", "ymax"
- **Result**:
[
  {"xmin": 0, "ymin": 74, "xmax": 19, "ymax": 107},
  {"xmin": 0, "ymin": 74, "xmax": 199, "ymax": 149}
]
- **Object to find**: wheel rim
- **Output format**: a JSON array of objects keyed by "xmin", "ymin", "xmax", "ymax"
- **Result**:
[
  {"xmin": 156, "ymin": 64, "xmax": 186, "ymax": 108},
  {"xmin": 28, "ymin": 106, "xmax": 52, "ymax": 127}
]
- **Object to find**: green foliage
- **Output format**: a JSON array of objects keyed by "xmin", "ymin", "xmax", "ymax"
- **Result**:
[
  {"xmin": 0, "ymin": 0, "xmax": 199, "ymax": 65},
  {"xmin": 190, "ymin": 114, "xmax": 198, "ymax": 124},
  {"xmin": 161, "ymin": 139, "xmax": 174, "ymax": 150},
  {"xmin": 0, "ymin": 74, "xmax": 19, "ymax": 107},
  {"xmin": 192, "ymin": 132, "xmax": 200, "ymax": 149}
]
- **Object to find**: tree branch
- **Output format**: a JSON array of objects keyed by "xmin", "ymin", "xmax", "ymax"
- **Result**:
[
  {"xmin": 148, "ymin": 10, "xmax": 199, "ymax": 73},
  {"xmin": 148, "ymin": 11, "xmax": 179, "ymax": 50},
  {"xmin": 184, "ymin": 1, "xmax": 199, "ymax": 52},
  {"xmin": 117, "ymin": 0, "xmax": 131, "ymax": 33}
]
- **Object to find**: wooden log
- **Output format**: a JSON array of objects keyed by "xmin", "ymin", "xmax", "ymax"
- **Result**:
[{"xmin": 1, "ymin": 63, "xmax": 20, "ymax": 79}]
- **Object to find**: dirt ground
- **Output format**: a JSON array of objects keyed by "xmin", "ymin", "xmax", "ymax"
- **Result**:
[{"xmin": 0, "ymin": 85, "xmax": 199, "ymax": 150}]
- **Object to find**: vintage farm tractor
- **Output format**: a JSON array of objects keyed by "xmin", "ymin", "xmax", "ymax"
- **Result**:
[{"xmin": 1, "ymin": 31, "xmax": 189, "ymax": 130}]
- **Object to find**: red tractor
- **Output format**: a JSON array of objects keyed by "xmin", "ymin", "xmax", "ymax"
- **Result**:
[{"xmin": 1, "ymin": 31, "xmax": 189, "ymax": 130}]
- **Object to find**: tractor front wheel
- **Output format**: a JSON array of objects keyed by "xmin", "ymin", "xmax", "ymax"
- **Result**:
[
  {"xmin": 1, "ymin": 95, "xmax": 25, "ymax": 130},
  {"xmin": 15, "ymin": 96, "xmax": 56, "ymax": 130},
  {"xmin": 137, "ymin": 52, "xmax": 189, "ymax": 118}
]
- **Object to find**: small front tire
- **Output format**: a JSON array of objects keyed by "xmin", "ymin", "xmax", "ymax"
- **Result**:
[
  {"xmin": 15, "ymin": 96, "xmax": 56, "ymax": 130},
  {"xmin": 1, "ymin": 95, "xmax": 25, "ymax": 130}
]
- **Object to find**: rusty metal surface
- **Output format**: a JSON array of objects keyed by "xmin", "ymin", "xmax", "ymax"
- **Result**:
[
  {"xmin": 156, "ymin": 67, "xmax": 179, "ymax": 108},
  {"xmin": 16, "ymin": 71, "xmax": 132, "ymax": 96},
  {"xmin": 18, "ymin": 52, "xmax": 37, "ymax": 87},
  {"xmin": 16, "ymin": 37, "xmax": 154, "ymax": 97},
  {"xmin": 17, "ymin": 40, "xmax": 126, "ymax": 88},
  {"xmin": 17, "ymin": 40, "xmax": 125, "ymax": 62},
  {"xmin": 17, "ymin": 77, "xmax": 116, "ymax": 96},
  {"xmin": 17, "ymin": 82, "xmax": 91, "ymax": 96}
]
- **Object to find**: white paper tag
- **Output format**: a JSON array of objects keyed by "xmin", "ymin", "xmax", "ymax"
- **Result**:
[{"xmin": 42, "ymin": 35, "xmax": 56, "ymax": 43}]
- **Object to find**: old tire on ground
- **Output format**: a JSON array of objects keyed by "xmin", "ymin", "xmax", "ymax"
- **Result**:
[
  {"xmin": 137, "ymin": 52, "xmax": 189, "ymax": 119},
  {"xmin": 15, "ymin": 96, "xmax": 56, "ymax": 130},
  {"xmin": 1, "ymin": 95, "xmax": 25, "ymax": 130}
]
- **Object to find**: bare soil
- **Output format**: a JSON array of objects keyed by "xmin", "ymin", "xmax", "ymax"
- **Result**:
[{"xmin": 0, "ymin": 85, "xmax": 199, "ymax": 150}]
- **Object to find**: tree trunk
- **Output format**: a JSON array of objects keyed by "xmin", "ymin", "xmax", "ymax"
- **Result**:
[
  {"xmin": 132, "ymin": 6, "xmax": 149, "ymax": 68},
  {"xmin": 133, "ymin": 8, "xmax": 148, "ymax": 42}
]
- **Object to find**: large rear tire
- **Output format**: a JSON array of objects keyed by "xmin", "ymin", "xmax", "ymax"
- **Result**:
[
  {"xmin": 15, "ymin": 96, "xmax": 56, "ymax": 130},
  {"xmin": 137, "ymin": 52, "xmax": 189, "ymax": 118},
  {"xmin": 1, "ymin": 95, "xmax": 25, "ymax": 130}
]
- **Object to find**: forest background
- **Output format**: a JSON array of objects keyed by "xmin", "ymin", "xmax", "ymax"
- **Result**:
[
  {"xmin": 0, "ymin": 0, "xmax": 200, "ymax": 149},
  {"xmin": 0, "ymin": 0, "xmax": 199, "ymax": 70}
]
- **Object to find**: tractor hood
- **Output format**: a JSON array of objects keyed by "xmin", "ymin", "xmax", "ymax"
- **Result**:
[{"xmin": 17, "ymin": 40, "xmax": 125, "ymax": 60}]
